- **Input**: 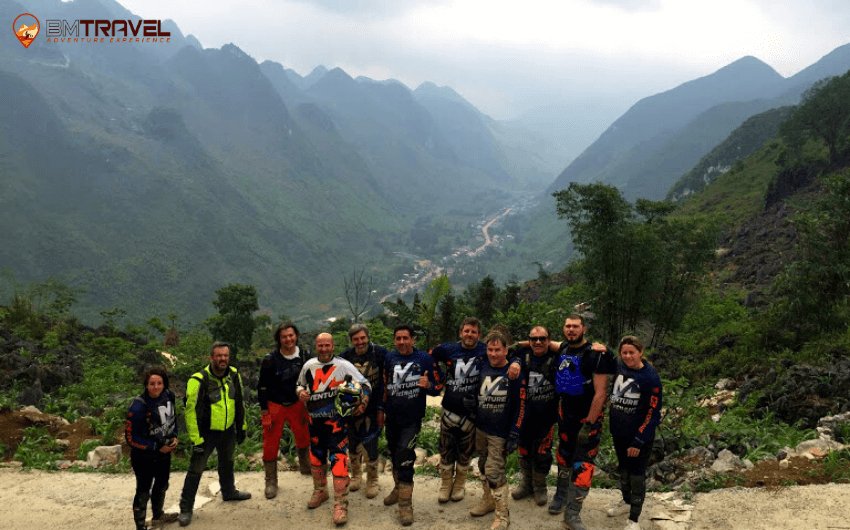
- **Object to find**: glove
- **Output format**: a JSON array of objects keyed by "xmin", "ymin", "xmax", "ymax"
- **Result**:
[
  {"xmin": 577, "ymin": 421, "xmax": 592, "ymax": 447},
  {"xmin": 261, "ymin": 413, "xmax": 272, "ymax": 431},
  {"xmin": 504, "ymin": 433, "xmax": 519, "ymax": 455},
  {"xmin": 192, "ymin": 444, "xmax": 205, "ymax": 456},
  {"xmin": 236, "ymin": 429, "xmax": 246, "ymax": 445}
]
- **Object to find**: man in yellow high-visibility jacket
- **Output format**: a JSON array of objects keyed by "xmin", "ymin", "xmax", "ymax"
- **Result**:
[{"xmin": 178, "ymin": 341, "xmax": 251, "ymax": 527}]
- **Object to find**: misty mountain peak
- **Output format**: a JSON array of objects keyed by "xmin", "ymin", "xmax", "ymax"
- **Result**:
[
  {"xmin": 309, "ymin": 65, "xmax": 329, "ymax": 77},
  {"xmin": 325, "ymin": 67, "xmax": 355, "ymax": 83},
  {"xmin": 185, "ymin": 34, "xmax": 203, "ymax": 50},
  {"xmin": 714, "ymin": 55, "xmax": 782, "ymax": 80},
  {"xmin": 414, "ymin": 82, "xmax": 467, "ymax": 105},
  {"xmin": 221, "ymin": 43, "xmax": 250, "ymax": 60}
]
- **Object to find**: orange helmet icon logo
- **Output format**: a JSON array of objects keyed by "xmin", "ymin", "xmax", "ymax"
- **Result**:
[{"xmin": 14, "ymin": 13, "xmax": 39, "ymax": 48}]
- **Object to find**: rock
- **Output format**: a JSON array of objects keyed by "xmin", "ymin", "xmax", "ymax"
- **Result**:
[
  {"xmin": 710, "ymin": 449, "xmax": 743, "ymax": 473},
  {"xmin": 795, "ymin": 438, "xmax": 845, "ymax": 456},
  {"xmin": 86, "ymin": 445, "xmax": 122, "ymax": 467},
  {"xmin": 816, "ymin": 411, "xmax": 850, "ymax": 442},
  {"xmin": 413, "ymin": 448, "xmax": 427, "ymax": 467},
  {"xmin": 55, "ymin": 439, "xmax": 71, "ymax": 448},
  {"xmin": 714, "ymin": 378, "xmax": 736, "ymax": 391},
  {"xmin": 426, "ymin": 454, "xmax": 441, "ymax": 467},
  {"xmin": 778, "ymin": 459, "xmax": 790, "ymax": 469},
  {"xmin": 698, "ymin": 389, "xmax": 737, "ymax": 410},
  {"xmin": 55, "ymin": 460, "xmax": 74, "ymax": 469},
  {"xmin": 687, "ymin": 447, "xmax": 714, "ymax": 462},
  {"xmin": 470, "ymin": 458, "xmax": 480, "ymax": 478},
  {"xmin": 743, "ymin": 459, "xmax": 754, "ymax": 470},
  {"xmin": 20, "ymin": 405, "xmax": 43, "ymax": 414}
]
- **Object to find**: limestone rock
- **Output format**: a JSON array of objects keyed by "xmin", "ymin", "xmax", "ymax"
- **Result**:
[{"xmin": 86, "ymin": 445, "xmax": 122, "ymax": 467}]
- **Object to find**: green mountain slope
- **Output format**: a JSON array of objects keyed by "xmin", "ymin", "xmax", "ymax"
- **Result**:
[{"xmin": 667, "ymin": 106, "xmax": 796, "ymax": 202}]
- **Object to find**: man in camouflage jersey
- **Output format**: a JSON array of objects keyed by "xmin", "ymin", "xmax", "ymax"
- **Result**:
[{"xmin": 339, "ymin": 323, "xmax": 387, "ymax": 499}]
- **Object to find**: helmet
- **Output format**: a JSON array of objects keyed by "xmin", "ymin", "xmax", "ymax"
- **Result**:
[{"xmin": 335, "ymin": 375, "xmax": 362, "ymax": 417}]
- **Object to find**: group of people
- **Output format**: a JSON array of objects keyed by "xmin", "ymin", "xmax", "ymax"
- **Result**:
[{"xmin": 125, "ymin": 314, "xmax": 663, "ymax": 530}]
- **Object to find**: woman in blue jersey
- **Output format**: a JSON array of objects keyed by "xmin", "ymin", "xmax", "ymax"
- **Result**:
[
  {"xmin": 125, "ymin": 366, "xmax": 179, "ymax": 530},
  {"xmin": 607, "ymin": 336, "xmax": 662, "ymax": 530}
]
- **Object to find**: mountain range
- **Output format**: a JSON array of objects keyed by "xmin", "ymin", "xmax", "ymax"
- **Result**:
[
  {"xmin": 547, "ymin": 46, "xmax": 850, "ymax": 201},
  {"xmin": 2, "ymin": 0, "xmax": 849, "ymax": 327},
  {"xmin": 0, "ymin": 0, "xmax": 560, "ymax": 325}
]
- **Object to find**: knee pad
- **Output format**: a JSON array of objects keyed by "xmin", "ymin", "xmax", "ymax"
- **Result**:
[{"xmin": 572, "ymin": 462, "xmax": 594, "ymax": 489}]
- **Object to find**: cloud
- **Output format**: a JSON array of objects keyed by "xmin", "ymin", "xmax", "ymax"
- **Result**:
[
  {"xmin": 585, "ymin": 0, "xmax": 663, "ymax": 12},
  {"xmin": 115, "ymin": 0, "xmax": 850, "ymax": 119},
  {"xmin": 286, "ymin": 0, "xmax": 451, "ymax": 17}
]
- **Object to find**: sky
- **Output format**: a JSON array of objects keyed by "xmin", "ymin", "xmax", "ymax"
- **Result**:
[{"xmin": 115, "ymin": 0, "xmax": 850, "ymax": 122}]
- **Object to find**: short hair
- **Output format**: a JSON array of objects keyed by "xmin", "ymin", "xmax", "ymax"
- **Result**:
[
  {"xmin": 142, "ymin": 366, "xmax": 170, "ymax": 390},
  {"xmin": 488, "ymin": 323, "xmax": 513, "ymax": 346},
  {"xmin": 483, "ymin": 330, "xmax": 509, "ymax": 348},
  {"xmin": 565, "ymin": 313, "xmax": 585, "ymax": 325},
  {"xmin": 459, "ymin": 317, "xmax": 481, "ymax": 333},
  {"xmin": 618, "ymin": 335, "xmax": 644, "ymax": 353},
  {"xmin": 393, "ymin": 323, "xmax": 416, "ymax": 338},
  {"xmin": 274, "ymin": 322, "xmax": 299, "ymax": 348},
  {"xmin": 529, "ymin": 325, "xmax": 550, "ymax": 338},
  {"xmin": 349, "ymin": 323, "xmax": 370, "ymax": 340},
  {"xmin": 210, "ymin": 341, "xmax": 230, "ymax": 356}
]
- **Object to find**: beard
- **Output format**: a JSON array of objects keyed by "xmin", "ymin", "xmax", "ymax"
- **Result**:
[{"xmin": 566, "ymin": 333, "xmax": 585, "ymax": 346}]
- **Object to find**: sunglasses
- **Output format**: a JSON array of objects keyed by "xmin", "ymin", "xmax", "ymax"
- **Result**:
[{"xmin": 528, "ymin": 336, "xmax": 548, "ymax": 343}]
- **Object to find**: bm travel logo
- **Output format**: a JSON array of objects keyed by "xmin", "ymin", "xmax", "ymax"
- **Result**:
[
  {"xmin": 13, "ymin": 12, "xmax": 171, "ymax": 47},
  {"xmin": 13, "ymin": 13, "xmax": 39, "ymax": 48}
]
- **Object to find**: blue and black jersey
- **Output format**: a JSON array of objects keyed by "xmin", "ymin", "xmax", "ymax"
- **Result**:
[
  {"xmin": 516, "ymin": 346, "xmax": 559, "ymax": 425},
  {"xmin": 431, "ymin": 340, "xmax": 486, "ymax": 417},
  {"xmin": 475, "ymin": 362, "xmax": 527, "ymax": 439},
  {"xmin": 125, "ymin": 389, "xmax": 177, "ymax": 457},
  {"xmin": 609, "ymin": 360, "xmax": 663, "ymax": 449},
  {"xmin": 383, "ymin": 349, "xmax": 443, "ymax": 425}
]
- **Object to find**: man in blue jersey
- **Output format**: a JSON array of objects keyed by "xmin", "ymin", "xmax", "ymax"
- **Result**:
[
  {"xmin": 548, "ymin": 314, "xmax": 615, "ymax": 530},
  {"xmin": 382, "ymin": 324, "xmax": 444, "ymax": 526},
  {"xmin": 469, "ymin": 329, "xmax": 526, "ymax": 530},
  {"xmin": 431, "ymin": 317, "xmax": 522, "ymax": 503},
  {"xmin": 512, "ymin": 325, "xmax": 558, "ymax": 507}
]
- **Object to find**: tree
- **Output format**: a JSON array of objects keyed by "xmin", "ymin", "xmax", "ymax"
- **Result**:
[
  {"xmin": 417, "ymin": 275, "xmax": 452, "ymax": 348},
  {"xmin": 501, "ymin": 276, "xmax": 522, "ymax": 314},
  {"xmin": 146, "ymin": 316, "xmax": 168, "ymax": 340},
  {"xmin": 470, "ymin": 275, "xmax": 499, "ymax": 327},
  {"xmin": 772, "ymin": 170, "xmax": 850, "ymax": 339},
  {"xmin": 553, "ymin": 183, "xmax": 718, "ymax": 346},
  {"xmin": 436, "ymin": 291, "xmax": 459, "ymax": 344},
  {"xmin": 100, "ymin": 307, "xmax": 127, "ymax": 330},
  {"xmin": 343, "ymin": 267, "xmax": 376, "ymax": 322},
  {"xmin": 166, "ymin": 312, "xmax": 180, "ymax": 330},
  {"xmin": 206, "ymin": 283, "xmax": 259, "ymax": 363},
  {"xmin": 780, "ymin": 72, "xmax": 850, "ymax": 166}
]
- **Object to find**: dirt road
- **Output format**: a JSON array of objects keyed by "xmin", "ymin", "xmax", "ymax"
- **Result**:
[{"xmin": 1, "ymin": 467, "xmax": 848, "ymax": 530}]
